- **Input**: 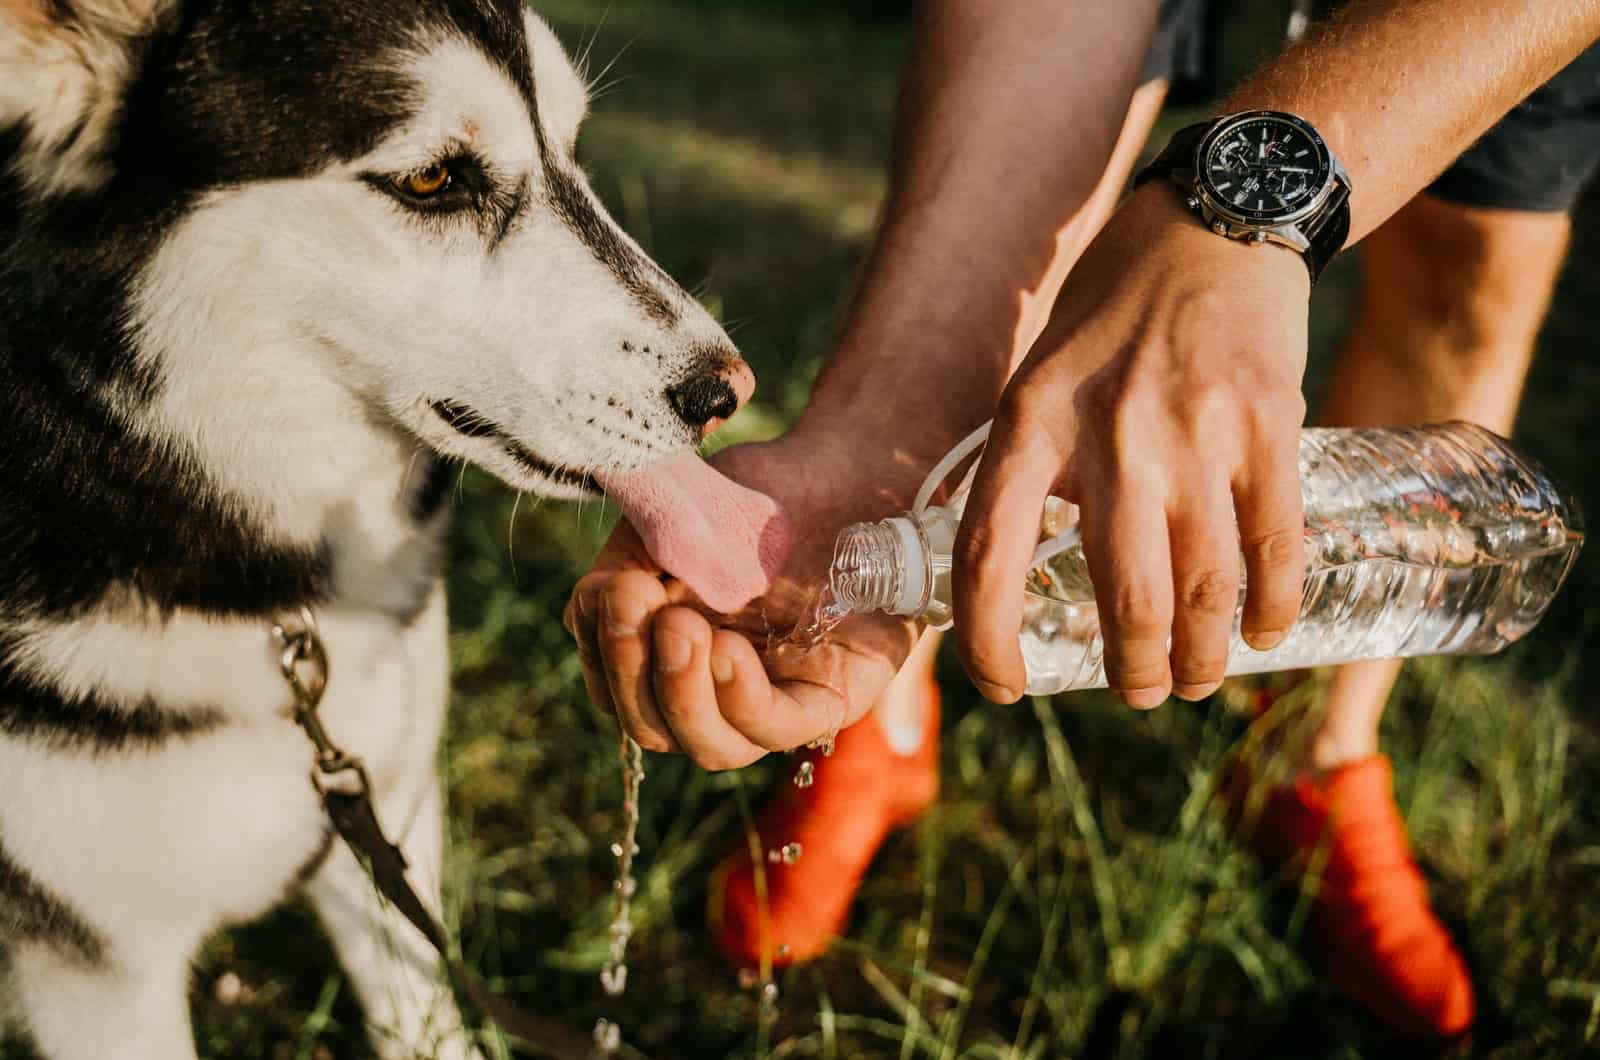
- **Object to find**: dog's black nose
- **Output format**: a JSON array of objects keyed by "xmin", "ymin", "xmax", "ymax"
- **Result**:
[{"xmin": 667, "ymin": 371, "xmax": 740, "ymax": 430}]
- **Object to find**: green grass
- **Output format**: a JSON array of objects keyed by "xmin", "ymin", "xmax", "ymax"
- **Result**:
[{"xmin": 12, "ymin": 2, "xmax": 1600, "ymax": 1057}]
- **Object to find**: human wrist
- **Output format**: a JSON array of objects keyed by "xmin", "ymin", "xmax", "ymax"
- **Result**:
[
  {"xmin": 791, "ymin": 358, "xmax": 1001, "ymax": 499},
  {"xmin": 1121, "ymin": 180, "xmax": 1314, "ymax": 295}
]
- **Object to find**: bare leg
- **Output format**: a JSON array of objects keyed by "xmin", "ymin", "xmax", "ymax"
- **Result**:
[{"xmin": 1309, "ymin": 193, "xmax": 1570, "ymax": 771}]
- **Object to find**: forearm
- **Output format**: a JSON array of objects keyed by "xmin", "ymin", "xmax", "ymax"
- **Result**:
[
  {"xmin": 1233, "ymin": 0, "xmax": 1600, "ymax": 242},
  {"xmin": 796, "ymin": 0, "xmax": 1159, "ymax": 464}
]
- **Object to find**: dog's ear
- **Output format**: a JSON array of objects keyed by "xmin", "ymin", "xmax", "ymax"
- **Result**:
[
  {"xmin": 524, "ymin": 12, "xmax": 589, "ymax": 155},
  {"xmin": 0, "ymin": 0, "xmax": 171, "ymax": 196}
]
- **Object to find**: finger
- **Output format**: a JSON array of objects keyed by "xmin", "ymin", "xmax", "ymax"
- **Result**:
[
  {"xmin": 1166, "ymin": 480, "xmax": 1242, "ymax": 701},
  {"xmin": 1235, "ymin": 434, "xmax": 1305, "ymax": 650},
  {"xmin": 951, "ymin": 411, "xmax": 1062, "ymax": 703},
  {"xmin": 1079, "ymin": 476, "xmax": 1174, "ymax": 709},
  {"xmin": 708, "ymin": 632, "xmax": 873, "ymax": 751},
  {"xmin": 597, "ymin": 572, "xmax": 682, "ymax": 753},
  {"xmin": 568, "ymin": 573, "xmax": 615, "ymax": 716},
  {"xmin": 650, "ymin": 608, "xmax": 768, "ymax": 770}
]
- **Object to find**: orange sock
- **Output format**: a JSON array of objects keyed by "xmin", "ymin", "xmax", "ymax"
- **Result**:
[
  {"xmin": 1236, "ymin": 755, "xmax": 1475, "ymax": 1038},
  {"xmin": 709, "ymin": 678, "xmax": 940, "ymax": 969}
]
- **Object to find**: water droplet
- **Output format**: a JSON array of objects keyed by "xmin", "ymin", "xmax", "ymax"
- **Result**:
[
  {"xmin": 599, "ymin": 964, "xmax": 628, "ymax": 997},
  {"xmin": 760, "ymin": 981, "xmax": 780, "ymax": 1017},
  {"xmin": 781, "ymin": 842, "xmax": 802, "ymax": 865},
  {"xmin": 776, "ymin": 943, "xmax": 791, "ymax": 958},
  {"xmin": 737, "ymin": 967, "xmax": 759, "ymax": 991},
  {"xmin": 593, "ymin": 1018, "xmax": 621, "ymax": 1053},
  {"xmin": 610, "ymin": 842, "xmax": 625, "ymax": 858},
  {"xmin": 793, "ymin": 761, "xmax": 815, "ymax": 789},
  {"xmin": 613, "ymin": 878, "xmax": 637, "ymax": 897},
  {"xmin": 212, "ymin": 971, "xmax": 244, "ymax": 1006}
]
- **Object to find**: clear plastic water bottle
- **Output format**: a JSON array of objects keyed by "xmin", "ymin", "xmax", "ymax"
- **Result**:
[{"xmin": 828, "ymin": 422, "xmax": 1584, "ymax": 696}]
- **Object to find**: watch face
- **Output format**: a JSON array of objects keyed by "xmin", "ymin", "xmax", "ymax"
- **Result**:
[{"xmin": 1197, "ymin": 112, "xmax": 1333, "ymax": 224}]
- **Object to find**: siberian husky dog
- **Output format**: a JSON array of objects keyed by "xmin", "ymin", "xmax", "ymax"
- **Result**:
[{"xmin": 0, "ymin": 1, "xmax": 749, "ymax": 1057}]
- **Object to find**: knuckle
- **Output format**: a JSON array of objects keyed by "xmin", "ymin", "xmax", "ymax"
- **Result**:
[
  {"xmin": 1243, "ymin": 526, "xmax": 1303, "ymax": 573},
  {"xmin": 1245, "ymin": 389, "xmax": 1305, "ymax": 435},
  {"xmin": 954, "ymin": 522, "xmax": 1011, "ymax": 590},
  {"xmin": 1177, "ymin": 567, "xmax": 1237, "ymax": 615},
  {"xmin": 1176, "ymin": 382, "xmax": 1233, "ymax": 435},
  {"xmin": 1105, "ymin": 579, "xmax": 1167, "ymax": 635},
  {"xmin": 994, "ymin": 380, "xmax": 1039, "ymax": 427}
]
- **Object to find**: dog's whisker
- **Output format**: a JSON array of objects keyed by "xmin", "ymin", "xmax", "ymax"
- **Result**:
[
  {"xmin": 507, "ymin": 490, "xmax": 524, "ymax": 578},
  {"xmin": 587, "ymin": 33, "xmax": 639, "ymax": 99},
  {"xmin": 574, "ymin": 1, "xmax": 614, "ymax": 84}
]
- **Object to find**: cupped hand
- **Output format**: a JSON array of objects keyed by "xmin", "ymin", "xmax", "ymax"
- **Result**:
[
  {"xmin": 953, "ymin": 184, "xmax": 1312, "ymax": 708},
  {"xmin": 563, "ymin": 427, "xmax": 931, "ymax": 770}
]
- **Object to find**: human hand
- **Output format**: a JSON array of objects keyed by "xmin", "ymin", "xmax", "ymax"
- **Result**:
[
  {"xmin": 564, "ymin": 425, "xmax": 932, "ymax": 769},
  {"xmin": 953, "ymin": 184, "xmax": 1311, "ymax": 707}
]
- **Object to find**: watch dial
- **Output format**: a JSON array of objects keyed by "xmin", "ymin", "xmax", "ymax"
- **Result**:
[{"xmin": 1200, "ymin": 115, "xmax": 1331, "ymax": 222}]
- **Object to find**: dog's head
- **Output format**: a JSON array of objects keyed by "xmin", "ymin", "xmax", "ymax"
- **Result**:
[{"xmin": 0, "ymin": 0, "xmax": 750, "ymax": 502}]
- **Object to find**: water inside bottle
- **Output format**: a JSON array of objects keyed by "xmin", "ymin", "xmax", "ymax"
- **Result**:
[
  {"xmin": 824, "ymin": 423, "xmax": 1584, "ymax": 696},
  {"xmin": 1013, "ymin": 426, "xmax": 1585, "ymax": 695}
]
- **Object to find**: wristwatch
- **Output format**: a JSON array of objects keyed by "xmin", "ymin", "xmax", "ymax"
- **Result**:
[{"xmin": 1134, "ymin": 110, "xmax": 1352, "ymax": 285}]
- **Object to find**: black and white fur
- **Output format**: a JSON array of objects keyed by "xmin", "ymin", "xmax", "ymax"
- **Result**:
[{"xmin": 0, "ymin": 2, "xmax": 747, "ymax": 1057}]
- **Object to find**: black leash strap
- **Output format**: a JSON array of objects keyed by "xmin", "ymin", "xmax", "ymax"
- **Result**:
[{"xmin": 272, "ymin": 612, "xmax": 600, "ymax": 1060}]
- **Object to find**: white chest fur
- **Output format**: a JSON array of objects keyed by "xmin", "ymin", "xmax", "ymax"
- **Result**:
[{"xmin": 0, "ymin": 585, "xmax": 451, "ymax": 953}]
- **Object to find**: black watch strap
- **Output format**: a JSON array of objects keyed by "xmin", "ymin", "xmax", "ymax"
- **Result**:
[
  {"xmin": 1299, "ymin": 179, "xmax": 1351, "ymax": 285},
  {"xmin": 1133, "ymin": 120, "xmax": 1211, "ymax": 189},
  {"xmin": 1133, "ymin": 118, "xmax": 1351, "ymax": 285}
]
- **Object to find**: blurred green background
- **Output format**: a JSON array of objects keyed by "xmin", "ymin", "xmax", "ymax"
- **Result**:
[{"xmin": 18, "ymin": 2, "xmax": 1600, "ymax": 1058}]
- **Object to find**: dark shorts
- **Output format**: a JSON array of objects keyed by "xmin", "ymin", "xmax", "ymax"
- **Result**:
[{"xmin": 1144, "ymin": 0, "xmax": 1600, "ymax": 213}]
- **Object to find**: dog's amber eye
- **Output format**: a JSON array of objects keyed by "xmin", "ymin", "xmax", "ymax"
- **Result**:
[{"xmin": 403, "ymin": 164, "xmax": 452, "ymax": 197}]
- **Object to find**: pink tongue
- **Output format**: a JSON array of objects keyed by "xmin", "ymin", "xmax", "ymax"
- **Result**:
[{"xmin": 598, "ymin": 453, "xmax": 791, "ymax": 614}]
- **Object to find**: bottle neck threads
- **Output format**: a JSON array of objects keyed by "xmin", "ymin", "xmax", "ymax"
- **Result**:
[{"xmin": 830, "ymin": 519, "xmax": 913, "ymax": 615}]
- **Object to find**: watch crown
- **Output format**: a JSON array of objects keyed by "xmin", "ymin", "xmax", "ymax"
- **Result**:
[
  {"xmin": 1185, "ymin": 195, "xmax": 1200, "ymax": 211},
  {"xmin": 1249, "ymin": 231, "xmax": 1268, "ymax": 244}
]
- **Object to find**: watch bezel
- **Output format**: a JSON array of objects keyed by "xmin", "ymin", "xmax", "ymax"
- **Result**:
[{"xmin": 1191, "ymin": 110, "xmax": 1336, "ymax": 229}]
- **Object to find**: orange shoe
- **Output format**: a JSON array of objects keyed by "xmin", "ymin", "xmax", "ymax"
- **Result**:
[
  {"xmin": 1235, "ymin": 755, "xmax": 1475, "ymax": 1038},
  {"xmin": 709, "ymin": 678, "xmax": 941, "ymax": 970}
]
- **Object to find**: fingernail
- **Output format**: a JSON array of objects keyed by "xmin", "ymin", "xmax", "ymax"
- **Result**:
[
  {"xmin": 655, "ymin": 628, "xmax": 693, "ymax": 674},
  {"xmin": 1172, "ymin": 682, "xmax": 1222, "ymax": 702},
  {"xmin": 576, "ymin": 592, "xmax": 596, "ymax": 620},
  {"xmin": 1122, "ymin": 686, "xmax": 1169, "ymax": 709},
  {"xmin": 1244, "ymin": 629, "xmax": 1287, "ymax": 651},
  {"xmin": 711, "ymin": 654, "xmax": 735, "ymax": 685},
  {"xmin": 975, "ymin": 679, "xmax": 1018, "ymax": 704},
  {"xmin": 602, "ymin": 591, "xmax": 642, "ymax": 637}
]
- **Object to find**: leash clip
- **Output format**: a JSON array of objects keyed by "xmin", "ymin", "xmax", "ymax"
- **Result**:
[{"xmin": 272, "ymin": 607, "xmax": 371, "ymax": 799}]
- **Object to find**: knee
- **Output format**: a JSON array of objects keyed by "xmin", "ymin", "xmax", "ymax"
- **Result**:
[{"xmin": 1360, "ymin": 194, "xmax": 1570, "ymax": 363}]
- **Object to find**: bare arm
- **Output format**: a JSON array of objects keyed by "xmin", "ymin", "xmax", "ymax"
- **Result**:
[
  {"xmin": 570, "ymin": 0, "xmax": 1162, "ymax": 765},
  {"xmin": 790, "ymin": 0, "xmax": 1161, "ymax": 468},
  {"xmin": 954, "ymin": 0, "xmax": 1600, "ymax": 707},
  {"xmin": 1239, "ymin": 0, "xmax": 1600, "ymax": 241}
]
